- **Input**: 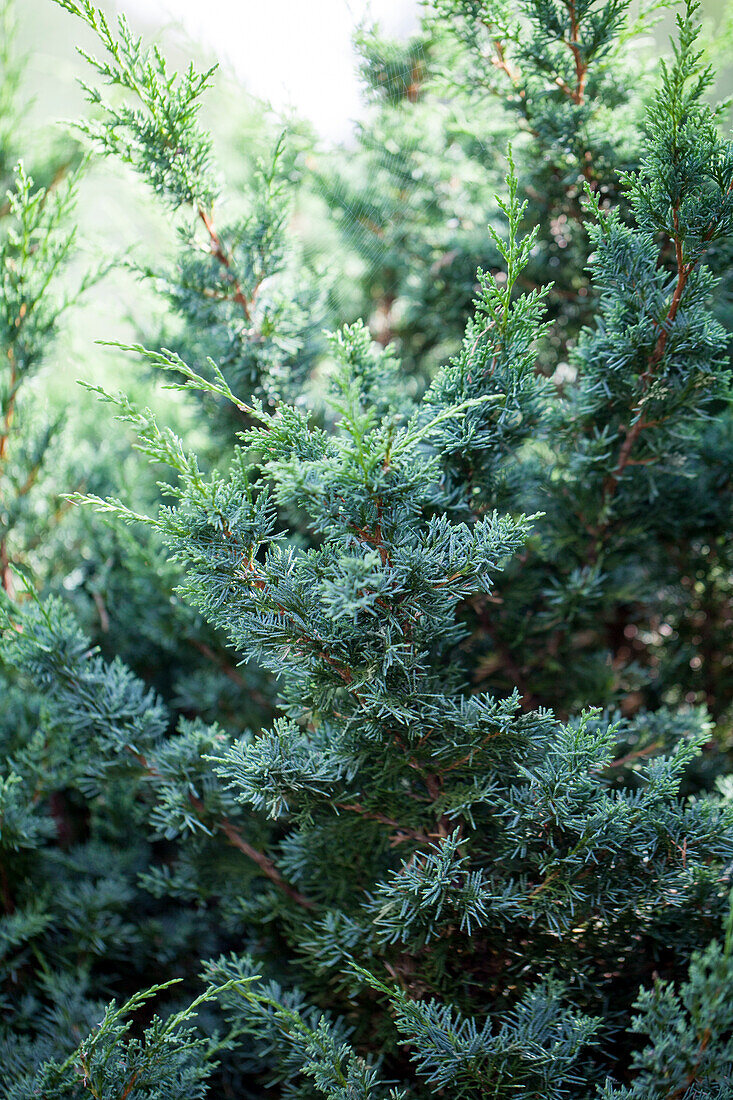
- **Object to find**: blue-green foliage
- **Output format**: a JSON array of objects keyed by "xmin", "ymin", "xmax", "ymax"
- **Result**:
[
  {"xmin": 6, "ymin": 171, "xmax": 725, "ymax": 1092},
  {"xmin": 599, "ymin": 912, "xmax": 733, "ymax": 1098},
  {"xmin": 5, "ymin": 980, "xmax": 239, "ymax": 1100},
  {"xmin": 359, "ymin": 968, "xmax": 601, "ymax": 1098},
  {"xmin": 429, "ymin": 4, "xmax": 733, "ymax": 715},
  {"xmin": 1, "ymin": 0, "xmax": 733, "ymax": 1096}
]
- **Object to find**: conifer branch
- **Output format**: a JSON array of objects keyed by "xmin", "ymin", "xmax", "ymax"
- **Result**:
[
  {"xmin": 217, "ymin": 815, "xmax": 315, "ymax": 910},
  {"xmin": 132, "ymin": 747, "xmax": 316, "ymax": 911},
  {"xmin": 197, "ymin": 207, "xmax": 255, "ymax": 324},
  {"xmin": 564, "ymin": 0, "xmax": 588, "ymax": 106}
]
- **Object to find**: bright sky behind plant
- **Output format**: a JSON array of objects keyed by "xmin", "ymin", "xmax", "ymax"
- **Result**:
[{"xmin": 123, "ymin": 0, "xmax": 421, "ymax": 140}]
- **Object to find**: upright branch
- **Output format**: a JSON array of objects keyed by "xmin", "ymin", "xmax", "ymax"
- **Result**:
[
  {"xmin": 435, "ymin": 0, "xmax": 637, "ymax": 189},
  {"xmin": 565, "ymin": 0, "xmax": 588, "ymax": 105},
  {"xmin": 593, "ymin": 4, "xmax": 733, "ymax": 504},
  {"xmin": 56, "ymin": 0, "xmax": 323, "ymax": 408}
]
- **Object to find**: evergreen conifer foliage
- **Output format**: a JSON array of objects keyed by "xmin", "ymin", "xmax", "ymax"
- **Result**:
[
  {"xmin": 55, "ymin": 0, "xmax": 326, "ymax": 421},
  {"xmin": 531, "ymin": 10, "xmax": 733, "ymax": 708},
  {"xmin": 399, "ymin": 1, "xmax": 733, "ymax": 719},
  {"xmin": 6, "ymin": 310, "xmax": 733, "ymax": 1093},
  {"xmin": 2, "ymin": 0, "xmax": 733, "ymax": 1096},
  {"xmin": 320, "ymin": 0, "xmax": 733, "ymax": 720},
  {"xmin": 7, "ymin": 145, "xmax": 732, "ymax": 1100}
]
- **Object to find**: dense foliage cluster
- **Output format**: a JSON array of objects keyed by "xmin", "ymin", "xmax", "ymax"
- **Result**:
[{"xmin": 1, "ymin": 0, "xmax": 733, "ymax": 1096}]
